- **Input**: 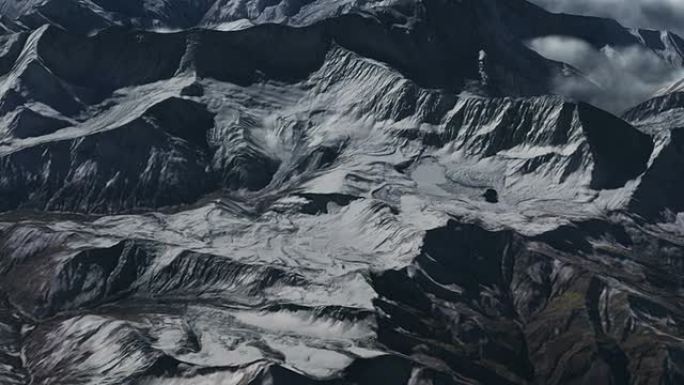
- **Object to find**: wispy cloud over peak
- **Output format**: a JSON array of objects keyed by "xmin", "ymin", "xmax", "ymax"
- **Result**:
[
  {"xmin": 528, "ymin": 35, "xmax": 684, "ymax": 113},
  {"xmin": 530, "ymin": 0, "xmax": 684, "ymax": 36}
]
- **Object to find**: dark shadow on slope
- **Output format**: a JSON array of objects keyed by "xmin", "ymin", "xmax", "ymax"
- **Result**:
[
  {"xmin": 36, "ymin": 25, "xmax": 187, "ymax": 99},
  {"xmin": 6, "ymin": 108, "xmax": 69, "ymax": 139},
  {"xmin": 577, "ymin": 103, "xmax": 654, "ymax": 190},
  {"xmin": 630, "ymin": 127, "xmax": 684, "ymax": 218},
  {"xmin": 371, "ymin": 220, "xmax": 534, "ymax": 384},
  {"xmin": 144, "ymin": 97, "xmax": 216, "ymax": 149},
  {"xmin": 0, "ymin": 32, "xmax": 27, "ymax": 76},
  {"xmin": 195, "ymin": 23, "xmax": 330, "ymax": 85}
]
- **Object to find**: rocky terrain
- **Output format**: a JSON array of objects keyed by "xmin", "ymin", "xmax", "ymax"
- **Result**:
[{"xmin": 1, "ymin": 0, "xmax": 684, "ymax": 384}]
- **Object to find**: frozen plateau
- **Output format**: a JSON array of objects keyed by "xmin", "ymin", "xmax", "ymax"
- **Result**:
[{"xmin": 1, "ymin": 0, "xmax": 684, "ymax": 384}]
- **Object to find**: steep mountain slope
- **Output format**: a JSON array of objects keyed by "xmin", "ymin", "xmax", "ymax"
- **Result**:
[
  {"xmin": 622, "ymin": 80, "xmax": 684, "ymax": 220},
  {"xmin": 0, "ymin": 0, "xmax": 683, "ymax": 384}
]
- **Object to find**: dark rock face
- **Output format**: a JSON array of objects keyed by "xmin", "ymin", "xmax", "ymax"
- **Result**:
[
  {"xmin": 0, "ymin": 0, "xmax": 683, "ymax": 384},
  {"xmin": 576, "ymin": 103, "xmax": 654, "ymax": 190},
  {"xmin": 629, "ymin": 127, "xmax": 684, "ymax": 218},
  {"xmin": 0, "ymin": 115, "xmax": 214, "ymax": 213},
  {"xmin": 5, "ymin": 107, "xmax": 70, "ymax": 139}
]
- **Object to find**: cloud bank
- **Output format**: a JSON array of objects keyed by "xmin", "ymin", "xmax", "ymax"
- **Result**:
[
  {"xmin": 528, "ymin": 36, "xmax": 684, "ymax": 113},
  {"xmin": 529, "ymin": 0, "xmax": 684, "ymax": 36}
]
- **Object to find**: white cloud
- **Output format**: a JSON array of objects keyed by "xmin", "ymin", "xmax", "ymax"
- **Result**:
[
  {"xmin": 528, "ymin": 35, "xmax": 684, "ymax": 113},
  {"xmin": 530, "ymin": 0, "xmax": 684, "ymax": 36}
]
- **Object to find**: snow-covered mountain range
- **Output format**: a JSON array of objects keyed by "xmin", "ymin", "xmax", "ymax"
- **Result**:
[{"xmin": 1, "ymin": 0, "xmax": 684, "ymax": 384}]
